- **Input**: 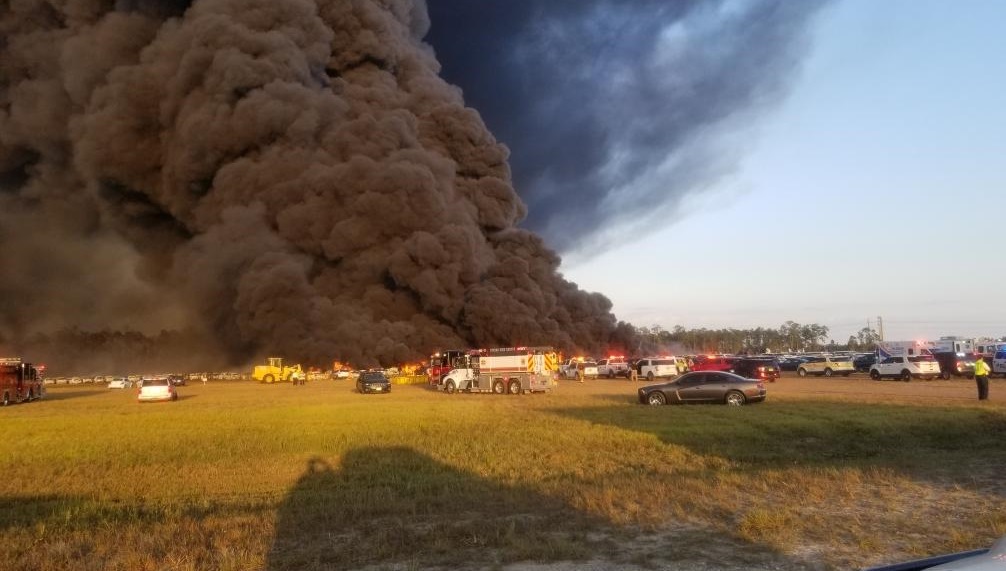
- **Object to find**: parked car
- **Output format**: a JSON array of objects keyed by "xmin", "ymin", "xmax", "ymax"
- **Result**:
[
  {"xmin": 931, "ymin": 352, "xmax": 976, "ymax": 380},
  {"xmin": 688, "ymin": 355, "xmax": 737, "ymax": 373},
  {"xmin": 638, "ymin": 371, "xmax": 766, "ymax": 406},
  {"xmin": 137, "ymin": 377, "xmax": 178, "ymax": 402},
  {"xmin": 731, "ymin": 357, "xmax": 781, "ymax": 382},
  {"xmin": 107, "ymin": 377, "xmax": 132, "ymax": 389},
  {"xmin": 634, "ymin": 358, "xmax": 680, "ymax": 382},
  {"xmin": 356, "ymin": 370, "xmax": 391, "ymax": 394},
  {"xmin": 796, "ymin": 356, "xmax": 856, "ymax": 377},
  {"xmin": 167, "ymin": 374, "xmax": 186, "ymax": 386},
  {"xmin": 853, "ymin": 353, "xmax": 878, "ymax": 372},
  {"xmin": 577, "ymin": 361, "xmax": 599, "ymax": 380},
  {"xmin": 596, "ymin": 358, "xmax": 630, "ymax": 378},
  {"xmin": 869, "ymin": 355, "xmax": 941, "ymax": 381},
  {"xmin": 778, "ymin": 356, "xmax": 807, "ymax": 371}
]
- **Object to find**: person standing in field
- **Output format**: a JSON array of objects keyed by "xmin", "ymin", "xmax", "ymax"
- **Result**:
[
  {"xmin": 576, "ymin": 362, "xmax": 585, "ymax": 383},
  {"xmin": 974, "ymin": 356, "xmax": 991, "ymax": 400},
  {"xmin": 629, "ymin": 361, "xmax": 638, "ymax": 382}
]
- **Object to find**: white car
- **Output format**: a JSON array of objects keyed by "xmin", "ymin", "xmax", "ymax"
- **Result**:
[
  {"xmin": 869, "ymin": 355, "xmax": 941, "ymax": 381},
  {"xmin": 107, "ymin": 377, "xmax": 131, "ymax": 389},
  {"xmin": 334, "ymin": 369, "xmax": 350, "ymax": 379},
  {"xmin": 138, "ymin": 377, "xmax": 178, "ymax": 402}
]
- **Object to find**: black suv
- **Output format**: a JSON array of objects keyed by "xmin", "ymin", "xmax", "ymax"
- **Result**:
[
  {"xmin": 731, "ymin": 358, "xmax": 780, "ymax": 382},
  {"xmin": 167, "ymin": 374, "xmax": 186, "ymax": 386},
  {"xmin": 853, "ymin": 353, "xmax": 877, "ymax": 372},
  {"xmin": 931, "ymin": 352, "xmax": 976, "ymax": 380}
]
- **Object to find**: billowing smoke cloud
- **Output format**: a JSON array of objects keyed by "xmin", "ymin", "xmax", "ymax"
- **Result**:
[
  {"xmin": 425, "ymin": 0, "xmax": 827, "ymax": 253},
  {"xmin": 1, "ymin": 0, "xmax": 636, "ymax": 370}
]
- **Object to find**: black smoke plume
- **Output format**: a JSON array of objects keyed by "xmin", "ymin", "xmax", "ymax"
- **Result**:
[
  {"xmin": 1, "ymin": 0, "xmax": 640, "ymax": 371},
  {"xmin": 425, "ymin": 0, "xmax": 827, "ymax": 252}
]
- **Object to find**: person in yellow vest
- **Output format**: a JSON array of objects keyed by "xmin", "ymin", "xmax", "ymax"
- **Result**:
[{"xmin": 974, "ymin": 356, "xmax": 991, "ymax": 401}]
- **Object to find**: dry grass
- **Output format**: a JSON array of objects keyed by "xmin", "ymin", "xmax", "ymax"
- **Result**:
[{"xmin": 2, "ymin": 378, "xmax": 1004, "ymax": 570}]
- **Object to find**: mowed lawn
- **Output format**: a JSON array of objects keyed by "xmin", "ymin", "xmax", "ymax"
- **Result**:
[{"xmin": 2, "ymin": 378, "xmax": 1005, "ymax": 570}]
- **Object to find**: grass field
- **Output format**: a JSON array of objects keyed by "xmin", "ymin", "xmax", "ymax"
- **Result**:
[{"xmin": 2, "ymin": 376, "xmax": 1005, "ymax": 570}]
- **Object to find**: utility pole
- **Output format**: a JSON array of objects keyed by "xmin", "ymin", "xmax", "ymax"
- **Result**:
[{"xmin": 877, "ymin": 315, "xmax": 884, "ymax": 341}]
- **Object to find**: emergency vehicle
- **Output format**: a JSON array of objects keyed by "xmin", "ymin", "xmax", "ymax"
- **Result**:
[
  {"xmin": 427, "ymin": 349, "xmax": 467, "ymax": 385},
  {"xmin": 876, "ymin": 340, "xmax": 935, "ymax": 359},
  {"xmin": 1, "ymin": 357, "xmax": 44, "ymax": 406},
  {"xmin": 437, "ymin": 346, "xmax": 559, "ymax": 395}
]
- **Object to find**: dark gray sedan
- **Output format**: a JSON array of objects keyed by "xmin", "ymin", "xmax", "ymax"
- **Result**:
[
  {"xmin": 638, "ymin": 371, "xmax": 766, "ymax": 406},
  {"xmin": 356, "ymin": 371, "xmax": 391, "ymax": 394}
]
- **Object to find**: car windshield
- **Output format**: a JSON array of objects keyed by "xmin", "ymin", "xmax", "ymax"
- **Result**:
[
  {"xmin": 143, "ymin": 378, "xmax": 169, "ymax": 386},
  {"xmin": 360, "ymin": 372, "xmax": 387, "ymax": 382},
  {"xmin": 829, "ymin": 357, "xmax": 852, "ymax": 362}
]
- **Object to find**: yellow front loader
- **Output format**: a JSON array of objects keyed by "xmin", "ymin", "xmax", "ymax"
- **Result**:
[{"xmin": 252, "ymin": 357, "xmax": 306, "ymax": 384}]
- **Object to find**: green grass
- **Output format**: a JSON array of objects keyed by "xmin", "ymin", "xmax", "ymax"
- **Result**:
[{"xmin": 2, "ymin": 381, "xmax": 1004, "ymax": 570}]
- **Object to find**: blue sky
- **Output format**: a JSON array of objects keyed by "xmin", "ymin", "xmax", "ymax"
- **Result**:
[{"xmin": 562, "ymin": 0, "xmax": 1006, "ymax": 343}]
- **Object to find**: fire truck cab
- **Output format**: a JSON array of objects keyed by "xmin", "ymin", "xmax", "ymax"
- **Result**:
[
  {"xmin": 438, "ymin": 346, "xmax": 559, "ymax": 395},
  {"xmin": 1, "ymin": 357, "xmax": 44, "ymax": 406}
]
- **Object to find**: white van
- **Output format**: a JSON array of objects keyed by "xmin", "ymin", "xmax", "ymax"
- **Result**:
[{"xmin": 992, "ymin": 350, "xmax": 1006, "ymax": 376}]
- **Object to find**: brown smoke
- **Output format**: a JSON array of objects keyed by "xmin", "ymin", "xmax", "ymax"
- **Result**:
[{"xmin": 0, "ymin": 0, "xmax": 630, "ymax": 370}]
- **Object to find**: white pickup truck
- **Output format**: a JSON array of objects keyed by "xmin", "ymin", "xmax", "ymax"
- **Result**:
[
  {"xmin": 596, "ymin": 358, "xmax": 629, "ymax": 378},
  {"xmin": 869, "ymin": 355, "xmax": 941, "ymax": 381}
]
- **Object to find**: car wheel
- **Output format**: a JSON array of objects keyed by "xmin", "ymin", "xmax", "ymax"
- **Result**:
[
  {"xmin": 725, "ymin": 391, "xmax": 746, "ymax": 406},
  {"xmin": 263, "ymin": 374, "xmax": 275, "ymax": 384},
  {"xmin": 940, "ymin": 371, "xmax": 951, "ymax": 380},
  {"xmin": 507, "ymin": 379, "xmax": 522, "ymax": 395},
  {"xmin": 870, "ymin": 369, "xmax": 881, "ymax": 380},
  {"xmin": 797, "ymin": 368, "xmax": 807, "ymax": 377},
  {"xmin": 901, "ymin": 370, "xmax": 912, "ymax": 382},
  {"xmin": 445, "ymin": 380, "xmax": 456, "ymax": 394},
  {"xmin": 647, "ymin": 391, "xmax": 666, "ymax": 406},
  {"xmin": 824, "ymin": 368, "xmax": 833, "ymax": 377},
  {"xmin": 646, "ymin": 372, "xmax": 655, "ymax": 382},
  {"xmin": 492, "ymin": 380, "xmax": 505, "ymax": 394},
  {"xmin": 842, "ymin": 373, "xmax": 852, "ymax": 377}
]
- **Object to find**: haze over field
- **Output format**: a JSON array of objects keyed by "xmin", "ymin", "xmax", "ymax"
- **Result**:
[{"xmin": 0, "ymin": 0, "xmax": 825, "ymax": 370}]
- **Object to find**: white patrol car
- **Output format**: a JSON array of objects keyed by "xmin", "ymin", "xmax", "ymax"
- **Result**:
[{"xmin": 869, "ymin": 355, "xmax": 941, "ymax": 381}]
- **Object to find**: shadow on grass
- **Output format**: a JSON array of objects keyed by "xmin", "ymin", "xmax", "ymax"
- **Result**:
[
  {"xmin": 555, "ymin": 400, "xmax": 1006, "ymax": 490},
  {"xmin": 37, "ymin": 389, "xmax": 106, "ymax": 401},
  {"xmin": 265, "ymin": 447, "xmax": 811, "ymax": 570}
]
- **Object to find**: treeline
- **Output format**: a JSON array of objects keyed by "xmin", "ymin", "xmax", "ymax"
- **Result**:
[
  {"xmin": 632, "ymin": 321, "xmax": 882, "ymax": 355},
  {"xmin": 0, "ymin": 328, "xmax": 231, "ymax": 376}
]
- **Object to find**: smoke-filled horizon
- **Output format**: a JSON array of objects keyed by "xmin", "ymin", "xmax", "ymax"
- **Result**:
[
  {"xmin": 425, "ymin": 0, "xmax": 827, "ymax": 253},
  {"xmin": 1, "ymin": 0, "xmax": 642, "ymax": 371}
]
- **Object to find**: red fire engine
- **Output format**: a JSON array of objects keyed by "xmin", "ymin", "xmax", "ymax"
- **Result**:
[
  {"xmin": 1, "ymin": 357, "xmax": 44, "ymax": 406},
  {"xmin": 435, "ymin": 346, "xmax": 560, "ymax": 394},
  {"xmin": 427, "ymin": 349, "xmax": 467, "ymax": 385}
]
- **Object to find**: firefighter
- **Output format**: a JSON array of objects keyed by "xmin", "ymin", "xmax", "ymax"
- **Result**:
[
  {"xmin": 576, "ymin": 362, "xmax": 585, "ymax": 383},
  {"xmin": 629, "ymin": 363, "xmax": 638, "ymax": 382}
]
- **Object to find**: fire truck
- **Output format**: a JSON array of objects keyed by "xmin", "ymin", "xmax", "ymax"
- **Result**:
[
  {"xmin": 427, "ymin": 349, "xmax": 468, "ymax": 385},
  {"xmin": 437, "ymin": 346, "xmax": 559, "ymax": 395},
  {"xmin": 1, "ymin": 357, "xmax": 44, "ymax": 406}
]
